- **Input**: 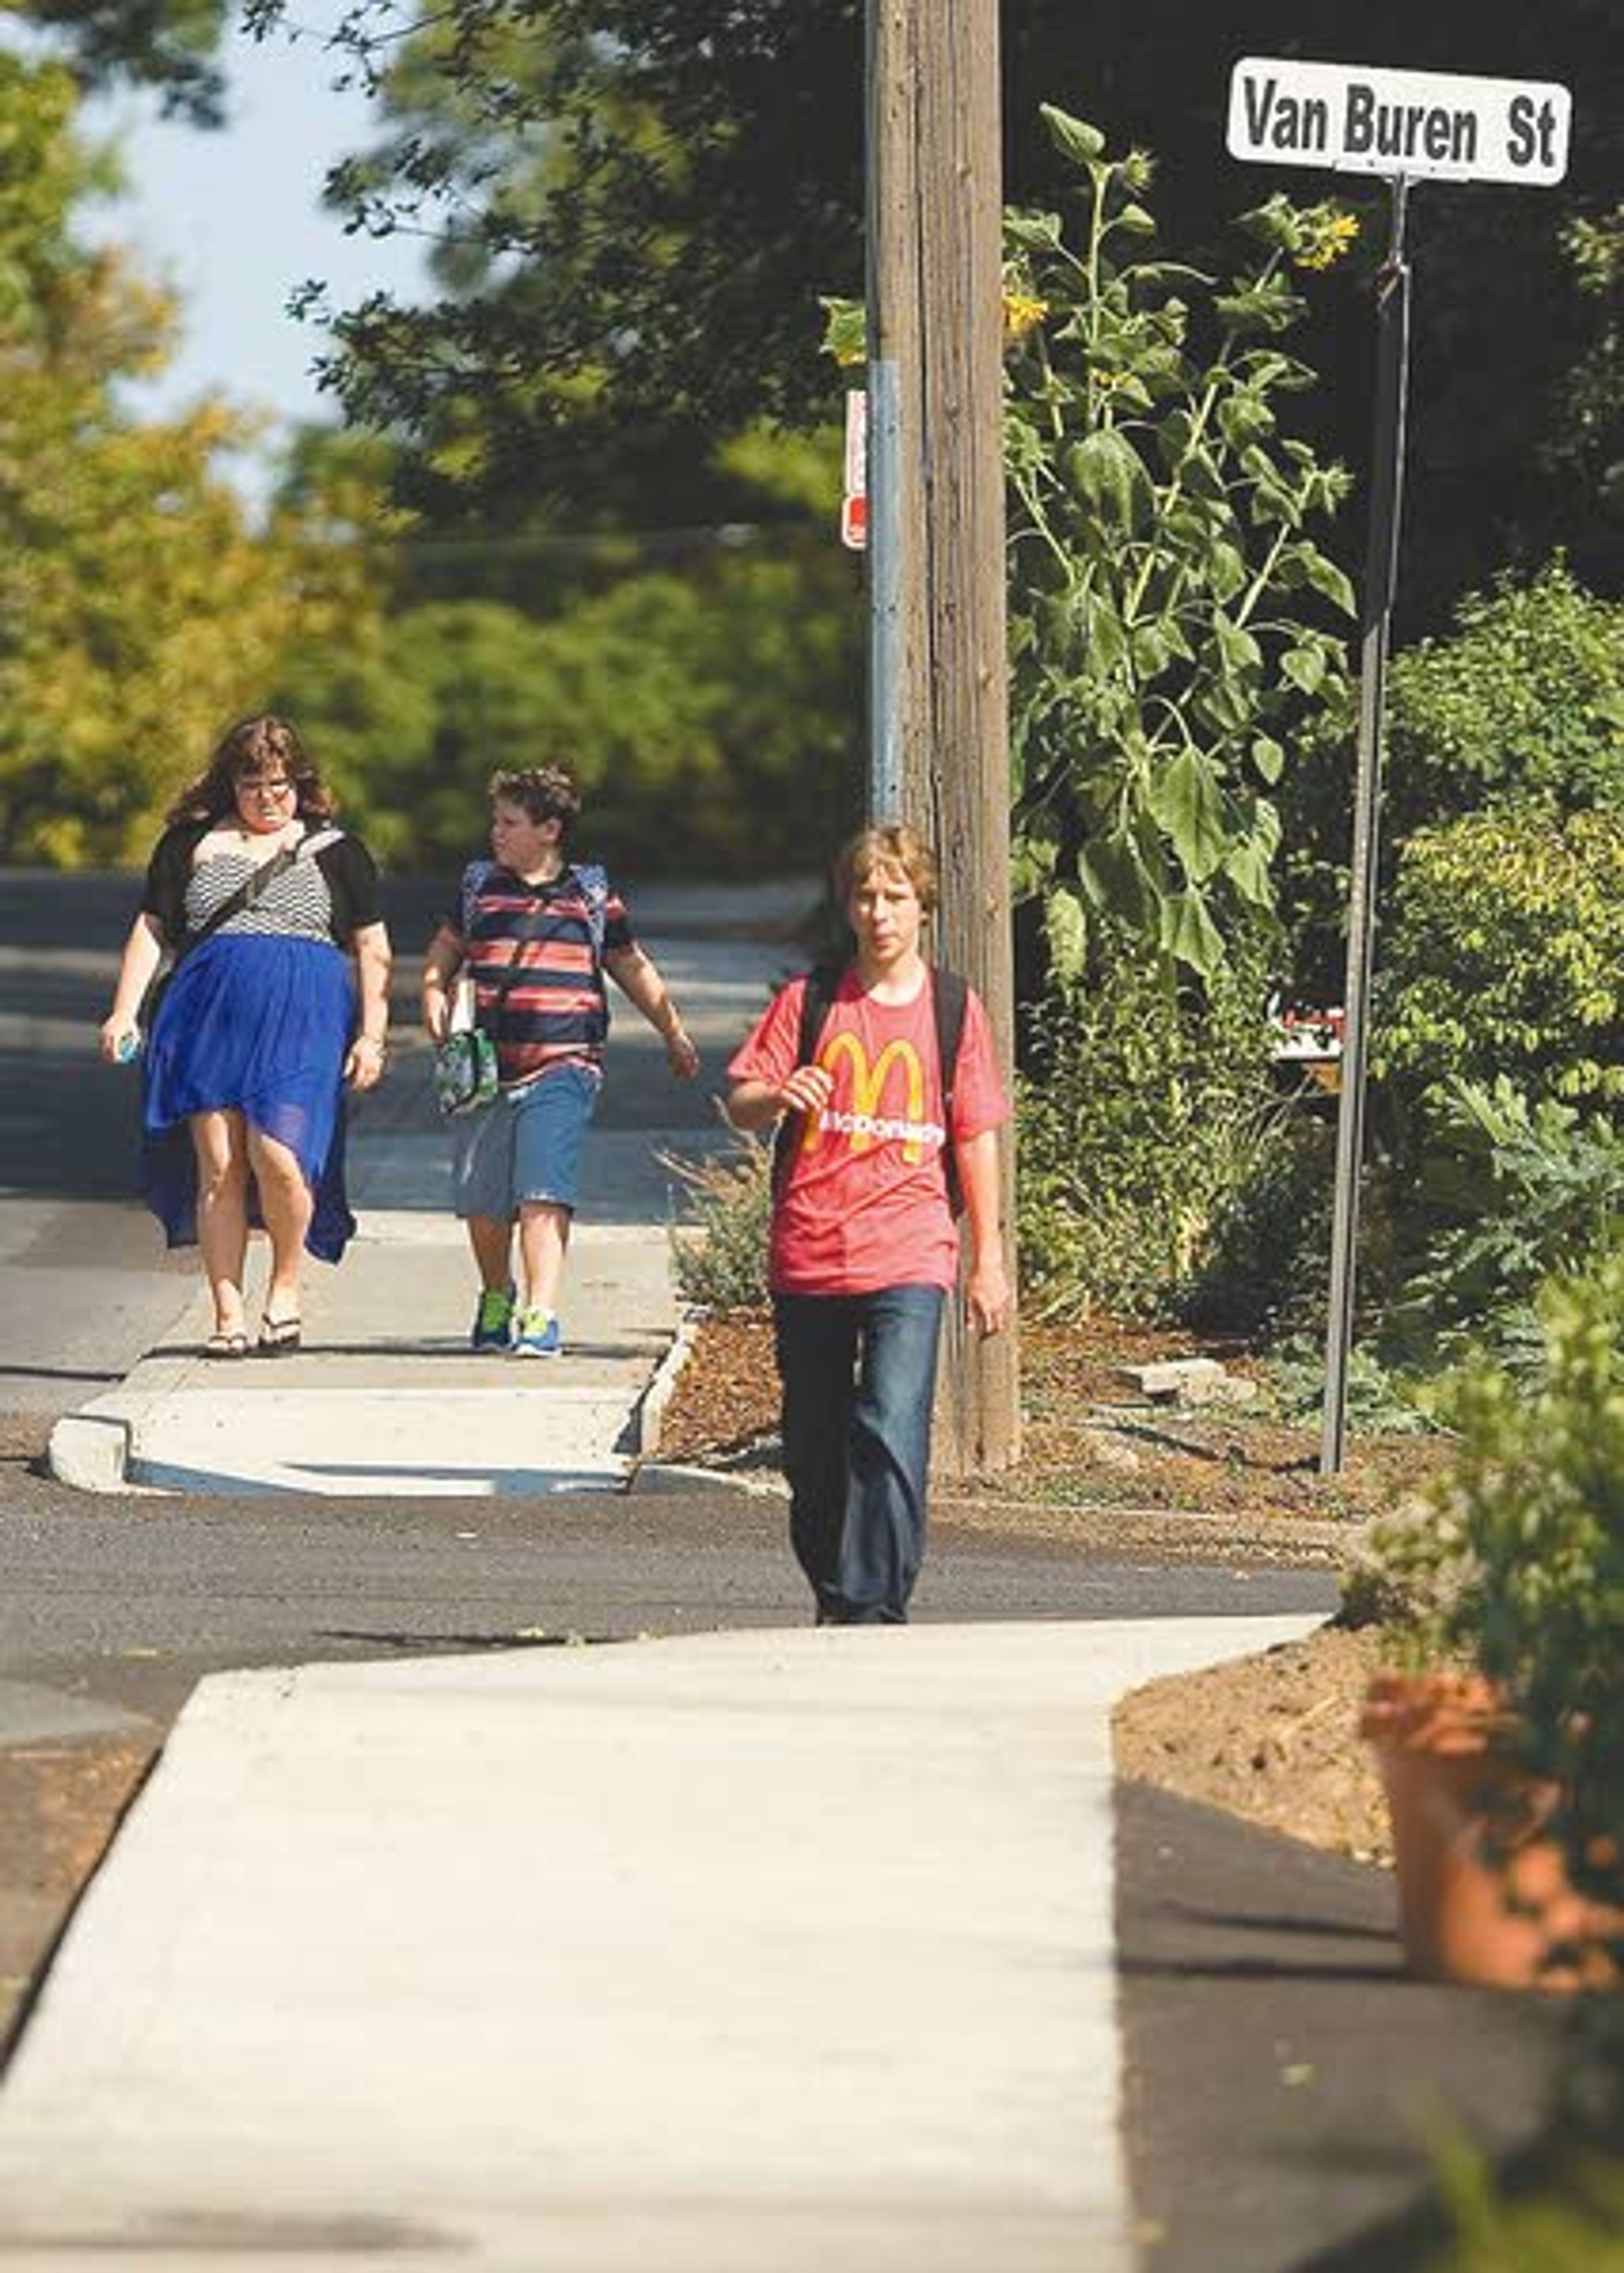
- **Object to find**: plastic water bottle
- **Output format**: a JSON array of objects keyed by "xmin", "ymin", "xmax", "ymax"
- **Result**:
[{"xmin": 115, "ymin": 1030, "xmax": 142, "ymax": 1064}]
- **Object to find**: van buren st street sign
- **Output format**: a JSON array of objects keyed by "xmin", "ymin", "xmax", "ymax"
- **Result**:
[
  {"xmin": 1228, "ymin": 58, "xmax": 1571, "ymax": 188},
  {"xmin": 1224, "ymin": 52, "xmax": 1572, "ymax": 1469}
]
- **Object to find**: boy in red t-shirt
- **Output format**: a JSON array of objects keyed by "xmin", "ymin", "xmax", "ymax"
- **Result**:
[{"xmin": 727, "ymin": 824, "xmax": 1012, "ymax": 1623}]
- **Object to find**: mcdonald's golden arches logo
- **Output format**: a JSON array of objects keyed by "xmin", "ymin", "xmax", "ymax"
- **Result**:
[{"xmin": 799, "ymin": 1032, "xmax": 945, "ymax": 1165}]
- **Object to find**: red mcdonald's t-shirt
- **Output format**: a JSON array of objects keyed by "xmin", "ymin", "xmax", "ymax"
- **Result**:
[{"xmin": 728, "ymin": 965, "xmax": 1009, "ymax": 1296}]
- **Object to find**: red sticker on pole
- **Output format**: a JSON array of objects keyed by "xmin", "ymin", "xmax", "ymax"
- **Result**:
[{"xmin": 840, "ymin": 493, "xmax": 868, "ymax": 550}]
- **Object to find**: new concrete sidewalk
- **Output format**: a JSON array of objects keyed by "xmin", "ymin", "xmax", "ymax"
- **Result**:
[
  {"xmin": 0, "ymin": 1615, "xmax": 1322, "ymax": 2272},
  {"xmin": 48, "ymin": 893, "xmax": 787, "ymax": 1498}
]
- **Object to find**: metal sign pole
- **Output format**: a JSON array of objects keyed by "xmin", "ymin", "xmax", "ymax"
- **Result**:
[
  {"xmin": 1320, "ymin": 175, "xmax": 1413, "ymax": 1475},
  {"xmin": 864, "ymin": 0, "xmax": 903, "ymax": 823},
  {"xmin": 867, "ymin": 361, "xmax": 903, "ymax": 819}
]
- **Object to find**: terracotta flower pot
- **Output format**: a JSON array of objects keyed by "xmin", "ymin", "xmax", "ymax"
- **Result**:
[{"xmin": 1361, "ymin": 1670, "xmax": 1619, "ymax": 1992}]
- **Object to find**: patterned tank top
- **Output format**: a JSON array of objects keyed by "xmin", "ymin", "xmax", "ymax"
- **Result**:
[{"xmin": 183, "ymin": 847, "xmax": 337, "ymax": 944}]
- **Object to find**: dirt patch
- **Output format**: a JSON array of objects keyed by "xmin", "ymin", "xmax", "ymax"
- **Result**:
[
  {"xmin": 0, "ymin": 1415, "xmax": 53, "ymax": 1469},
  {"xmin": 0, "ymin": 1735, "xmax": 158, "ymax": 2057},
  {"xmin": 656, "ymin": 1312, "xmax": 782, "ymax": 1467},
  {"xmin": 656, "ymin": 1311, "xmax": 1425, "ymax": 1866},
  {"xmin": 655, "ymin": 1312, "xmax": 1440, "ymax": 1530},
  {"xmin": 1113, "ymin": 1622, "xmax": 1393, "ymax": 1864}
]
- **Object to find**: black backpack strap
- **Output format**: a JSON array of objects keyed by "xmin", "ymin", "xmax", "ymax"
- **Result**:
[
  {"xmin": 769, "ymin": 961, "xmax": 971, "ymax": 1211},
  {"xmin": 770, "ymin": 963, "xmax": 844, "ymax": 1197},
  {"xmin": 931, "ymin": 967, "xmax": 969, "ymax": 1216}
]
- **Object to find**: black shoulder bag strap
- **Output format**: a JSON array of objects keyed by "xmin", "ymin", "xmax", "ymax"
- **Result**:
[
  {"xmin": 465, "ymin": 878, "xmax": 560, "ymax": 1046},
  {"xmin": 770, "ymin": 961, "xmax": 969, "ymax": 1211},
  {"xmin": 177, "ymin": 838, "xmax": 303, "ymax": 964},
  {"xmin": 769, "ymin": 963, "xmax": 841, "ymax": 1199},
  {"xmin": 143, "ymin": 836, "xmax": 304, "ymax": 1024}
]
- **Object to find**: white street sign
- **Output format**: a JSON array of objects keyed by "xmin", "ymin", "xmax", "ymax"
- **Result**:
[
  {"xmin": 1228, "ymin": 58, "xmax": 1571, "ymax": 187},
  {"xmin": 844, "ymin": 389, "xmax": 867, "ymax": 498}
]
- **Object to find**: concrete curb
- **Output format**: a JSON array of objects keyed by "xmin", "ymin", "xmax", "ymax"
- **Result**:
[
  {"xmin": 45, "ymin": 1405, "xmax": 132, "ymax": 1494},
  {"xmin": 47, "ymin": 1303, "xmax": 206, "ymax": 1495},
  {"xmin": 629, "ymin": 1458, "xmax": 786, "ymax": 1499},
  {"xmin": 631, "ymin": 1305, "xmax": 702, "ymax": 1457}
]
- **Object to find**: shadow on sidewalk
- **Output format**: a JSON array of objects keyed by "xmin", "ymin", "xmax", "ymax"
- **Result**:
[{"xmin": 1118, "ymin": 1782, "xmax": 1570, "ymax": 2273}]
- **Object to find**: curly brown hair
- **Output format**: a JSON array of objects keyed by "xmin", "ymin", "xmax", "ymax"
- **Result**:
[
  {"xmin": 165, "ymin": 716, "xmax": 337, "ymax": 829},
  {"xmin": 488, "ymin": 763, "xmax": 582, "ymax": 842}
]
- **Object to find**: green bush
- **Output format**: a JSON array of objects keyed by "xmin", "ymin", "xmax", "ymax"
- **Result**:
[
  {"xmin": 661, "ymin": 1134, "xmax": 773, "ymax": 1312},
  {"xmin": 1383, "ymin": 560, "xmax": 1624, "ymax": 846},
  {"xmin": 1374, "ymin": 806, "xmax": 1624, "ymax": 1109},
  {"xmin": 1388, "ymin": 1078, "xmax": 1624, "ymax": 1374},
  {"xmin": 1015, "ymin": 928, "xmax": 1292, "ymax": 1322},
  {"xmin": 1278, "ymin": 561, "xmax": 1624, "ymax": 1002},
  {"xmin": 1178, "ymin": 1111, "xmax": 1335, "ymax": 1340},
  {"xmin": 1264, "ymin": 1334, "xmax": 1434, "ymax": 1437},
  {"xmin": 1416, "ymin": 2138, "xmax": 1624, "ymax": 2273},
  {"xmin": 1357, "ymin": 1248, "xmax": 1624, "ymax": 1947}
]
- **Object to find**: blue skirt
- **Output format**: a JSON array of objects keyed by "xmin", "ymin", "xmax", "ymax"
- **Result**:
[{"xmin": 141, "ymin": 932, "xmax": 358, "ymax": 1263}]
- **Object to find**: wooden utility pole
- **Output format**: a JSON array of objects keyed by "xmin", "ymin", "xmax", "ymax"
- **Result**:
[{"xmin": 866, "ymin": 0, "xmax": 1020, "ymax": 1475}]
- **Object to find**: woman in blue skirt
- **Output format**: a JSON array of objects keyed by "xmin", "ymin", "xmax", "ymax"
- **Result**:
[{"xmin": 100, "ymin": 716, "xmax": 392, "ymax": 1358}]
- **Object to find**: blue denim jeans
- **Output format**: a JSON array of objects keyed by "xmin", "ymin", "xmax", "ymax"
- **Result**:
[
  {"xmin": 772, "ymin": 1284, "xmax": 946, "ymax": 1625},
  {"xmin": 452, "ymin": 1062, "xmax": 602, "ymax": 1220}
]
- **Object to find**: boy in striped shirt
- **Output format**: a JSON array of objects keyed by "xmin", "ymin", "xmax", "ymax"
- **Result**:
[{"xmin": 422, "ymin": 765, "xmax": 699, "ymax": 1355}]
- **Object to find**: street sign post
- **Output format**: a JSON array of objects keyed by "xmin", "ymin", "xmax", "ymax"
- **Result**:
[{"xmin": 1226, "ymin": 57, "xmax": 1572, "ymax": 1475}]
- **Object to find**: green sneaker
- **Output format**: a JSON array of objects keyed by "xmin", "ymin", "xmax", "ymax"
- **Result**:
[{"xmin": 471, "ymin": 1285, "xmax": 516, "ymax": 1351}]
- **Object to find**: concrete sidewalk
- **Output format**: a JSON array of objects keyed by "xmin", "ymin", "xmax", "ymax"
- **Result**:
[
  {"xmin": 48, "ymin": 1171, "xmax": 690, "ymax": 1498},
  {"xmin": 0, "ymin": 1615, "xmax": 1322, "ymax": 2273}
]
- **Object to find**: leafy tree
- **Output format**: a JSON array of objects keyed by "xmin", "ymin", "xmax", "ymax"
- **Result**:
[
  {"xmin": 0, "ymin": 54, "xmax": 332, "ymax": 863},
  {"xmin": 260, "ymin": 427, "xmax": 423, "ymax": 846},
  {"xmin": 291, "ymin": 540, "xmax": 862, "ymax": 876},
  {"xmin": 9, "ymin": 0, "xmax": 230, "ymax": 121},
  {"xmin": 255, "ymin": 0, "xmax": 863, "ymax": 518},
  {"xmin": 256, "ymin": 0, "xmax": 1621, "ymax": 623},
  {"xmin": 264, "ymin": 413, "xmax": 861, "ymax": 873}
]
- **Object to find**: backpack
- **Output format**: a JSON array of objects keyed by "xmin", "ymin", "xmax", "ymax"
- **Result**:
[{"xmin": 770, "ymin": 962, "xmax": 970, "ymax": 1214}]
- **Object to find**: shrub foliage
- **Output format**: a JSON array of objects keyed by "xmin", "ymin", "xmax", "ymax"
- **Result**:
[{"xmin": 1375, "ymin": 807, "xmax": 1624, "ymax": 1109}]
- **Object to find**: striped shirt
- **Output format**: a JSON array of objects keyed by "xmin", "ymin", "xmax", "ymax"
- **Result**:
[{"xmin": 447, "ymin": 864, "xmax": 633, "ymax": 1087}]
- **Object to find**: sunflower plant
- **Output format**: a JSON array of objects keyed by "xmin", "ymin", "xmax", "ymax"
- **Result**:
[{"xmin": 1005, "ymin": 108, "xmax": 1358, "ymax": 983}]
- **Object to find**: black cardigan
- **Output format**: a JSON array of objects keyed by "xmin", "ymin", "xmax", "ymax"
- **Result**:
[{"xmin": 140, "ymin": 819, "xmax": 382, "ymax": 948}]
